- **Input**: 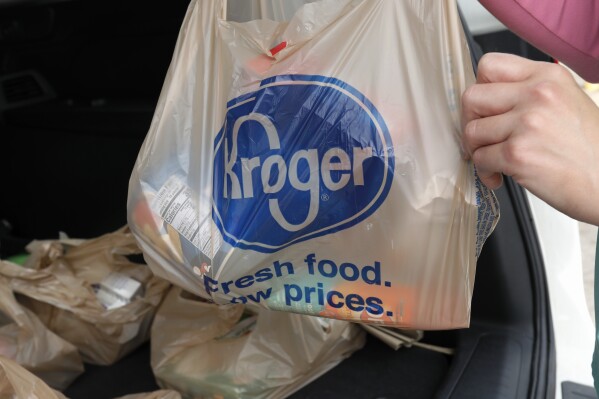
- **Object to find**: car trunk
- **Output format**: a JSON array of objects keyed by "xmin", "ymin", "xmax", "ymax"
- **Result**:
[{"xmin": 0, "ymin": 1, "xmax": 554, "ymax": 398}]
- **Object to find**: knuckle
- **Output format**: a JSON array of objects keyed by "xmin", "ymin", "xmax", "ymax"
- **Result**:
[
  {"xmin": 544, "ymin": 62, "xmax": 571, "ymax": 81},
  {"xmin": 520, "ymin": 110, "xmax": 544, "ymax": 132},
  {"xmin": 477, "ymin": 53, "xmax": 496, "ymax": 77},
  {"xmin": 503, "ymin": 138, "xmax": 526, "ymax": 167},
  {"xmin": 530, "ymin": 80, "xmax": 560, "ymax": 104},
  {"xmin": 471, "ymin": 148, "xmax": 485, "ymax": 166},
  {"xmin": 462, "ymin": 85, "xmax": 477, "ymax": 109},
  {"xmin": 463, "ymin": 119, "xmax": 477, "ymax": 146}
]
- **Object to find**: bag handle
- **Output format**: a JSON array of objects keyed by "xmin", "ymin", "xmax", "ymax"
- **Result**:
[{"xmin": 221, "ymin": 0, "xmax": 227, "ymax": 20}]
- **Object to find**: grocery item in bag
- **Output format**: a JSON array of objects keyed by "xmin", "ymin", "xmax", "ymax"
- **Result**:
[
  {"xmin": 128, "ymin": 0, "xmax": 499, "ymax": 329},
  {"xmin": 0, "ymin": 276, "xmax": 83, "ymax": 390},
  {"xmin": 0, "ymin": 227, "xmax": 170, "ymax": 365},
  {"xmin": 152, "ymin": 287, "xmax": 365, "ymax": 399}
]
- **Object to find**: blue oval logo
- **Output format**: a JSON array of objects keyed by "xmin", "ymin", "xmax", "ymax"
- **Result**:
[{"xmin": 212, "ymin": 75, "xmax": 394, "ymax": 253}]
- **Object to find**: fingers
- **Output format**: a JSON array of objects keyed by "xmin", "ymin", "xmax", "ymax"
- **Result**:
[
  {"xmin": 461, "ymin": 53, "xmax": 539, "ymax": 191},
  {"xmin": 472, "ymin": 143, "xmax": 508, "ymax": 190},
  {"xmin": 476, "ymin": 52, "xmax": 539, "ymax": 84},
  {"xmin": 461, "ymin": 54, "xmax": 579, "ymax": 193},
  {"xmin": 462, "ymin": 112, "xmax": 515, "ymax": 157},
  {"xmin": 463, "ymin": 112, "xmax": 516, "ymax": 190},
  {"xmin": 462, "ymin": 82, "xmax": 524, "ymax": 125},
  {"xmin": 462, "ymin": 53, "xmax": 544, "ymax": 123}
]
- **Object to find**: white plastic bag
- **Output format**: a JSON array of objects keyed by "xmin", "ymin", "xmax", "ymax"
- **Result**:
[
  {"xmin": 151, "ymin": 287, "xmax": 365, "ymax": 399},
  {"xmin": 0, "ymin": 356, "xmax": 68, "ymax": 399},
  {"xmin": 0, "ymin": 276, "xmax": 83, "ymax": 390},
  {"xmin": 128, "ymin": 0, "xmax": 499, "ymax": 329},
  {"xmin": 226, "ymin": 0, "xmax": 317, "ymax": 22},
  {"xmin": 0, "ymin": 228, "xmax": 170, "ymax": 365},
  {"xmin": 115, "ymin": 390, "xmax": 181, "ymax": 399}
]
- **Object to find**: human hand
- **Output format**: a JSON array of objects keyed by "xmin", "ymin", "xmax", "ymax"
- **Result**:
[{"xmin": 462, "ymin": 52, "xmax": 599, "ymax": 225}]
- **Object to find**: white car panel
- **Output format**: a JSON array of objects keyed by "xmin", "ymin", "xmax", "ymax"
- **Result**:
[
  {"xmin": 457, "ymin": 0, "xmax": 506, "ymax": 35},
  {"xmin": 527, "ymin": 192, "xmax": 595, "ymax": 398}
]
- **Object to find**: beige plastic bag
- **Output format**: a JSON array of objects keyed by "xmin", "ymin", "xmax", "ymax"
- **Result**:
[
  {"xmin": 128, "ymin": 0, "xmax": 499, "ymax": 330},
  {"xmin": 0, "ymin": 276, "xmax": 83, "ymax": 390},
  {"xmin": 0, "ymin": 227, "xmax": 170, "ymax": 365},
  {"xmin": 115, "ymin": 391, "xmax": 182, "ymax": 399},
  {"xmin": 152, "ymin": 287, "xmax": 366, "ymax": 399},
  {"xmin": 0, "ymin": 355, "xmax": 69, "ymax": 399}
]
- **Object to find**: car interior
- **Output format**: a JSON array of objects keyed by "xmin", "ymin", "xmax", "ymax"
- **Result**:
[{"xmin": 0, "ymin": 1, "xmax": 557, "ymax": 398}]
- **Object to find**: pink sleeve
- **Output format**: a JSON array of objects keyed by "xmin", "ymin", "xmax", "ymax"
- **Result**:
[{"xmin": 479, "ymin": 0, "xmax": 599, "ymax": 82}]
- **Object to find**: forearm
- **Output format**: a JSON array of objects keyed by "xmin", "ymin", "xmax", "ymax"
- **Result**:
[{"xmin": 479, "ymin": 0, "xmax": 599, "ymax": 83}]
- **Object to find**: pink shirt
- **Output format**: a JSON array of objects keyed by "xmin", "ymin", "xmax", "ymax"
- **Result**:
[{"xmin": 479, "ymin": 0, "xmax": 599, "ymax": 82}]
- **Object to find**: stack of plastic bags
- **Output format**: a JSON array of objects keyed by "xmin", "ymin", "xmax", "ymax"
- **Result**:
[
  {"xmin": 0, "ymin": 227, "xmax": 170, "ymax": 367},
  {"xmin": 0, "ymin": 354, "xmax": 181, "ymax": 399},
  {"xmin": 0, "ymin": 276, "xmax": 83, "ymax": 389}
]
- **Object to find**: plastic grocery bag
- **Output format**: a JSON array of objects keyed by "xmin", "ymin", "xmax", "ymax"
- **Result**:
[
  {"xmin": 227, "ymin": 0, "xmax": 316, "ymax": 22},
  {"xmin": 115, "ymin": 391, "xmax": 182, "ymax": 399},
  {"xmin": 128, "ymin": 0, "xmax": 499, "ymax": 329},
  {"xmin": 0, "ymin": 355, "xmax": 69, "ymax": 399},
  {"xmin": 0, "ymin": 276, "xmax": 83, "ymax": 390},
  {"xmin": 0, "ymin": 227, "xmax": 170, "ymax": 365},
  {"xmin": 151, "ymin": 287, "xmax": 365, "ymax": 399}
]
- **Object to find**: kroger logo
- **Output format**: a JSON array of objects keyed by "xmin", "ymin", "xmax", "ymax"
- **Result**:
[{"xmin": 212, "ymin": 75, "xmax": 394, "ymax": 253}]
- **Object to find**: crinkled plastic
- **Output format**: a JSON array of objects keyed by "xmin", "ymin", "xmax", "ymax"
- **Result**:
[
  {"xmin": 127, "ymin": 0, "xmax": 499, "ymax": 329},
  {"xmin": 0, "ymin": 355, "xmax": 69, "ymax": 399},
  {"xmin": 151, "ymin": 287, "xmax": 365, "ymax": 399},
  {"xmin": 0, "ymin": 227, "xmax": 171, "ymax": 365},
  {"xmin": 115, "ymin": 390, "xmax": 182, "ymax": 399},
  {"xmin": 0, "ymin": 276, "xmax": 83, "ymax": 390}
]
